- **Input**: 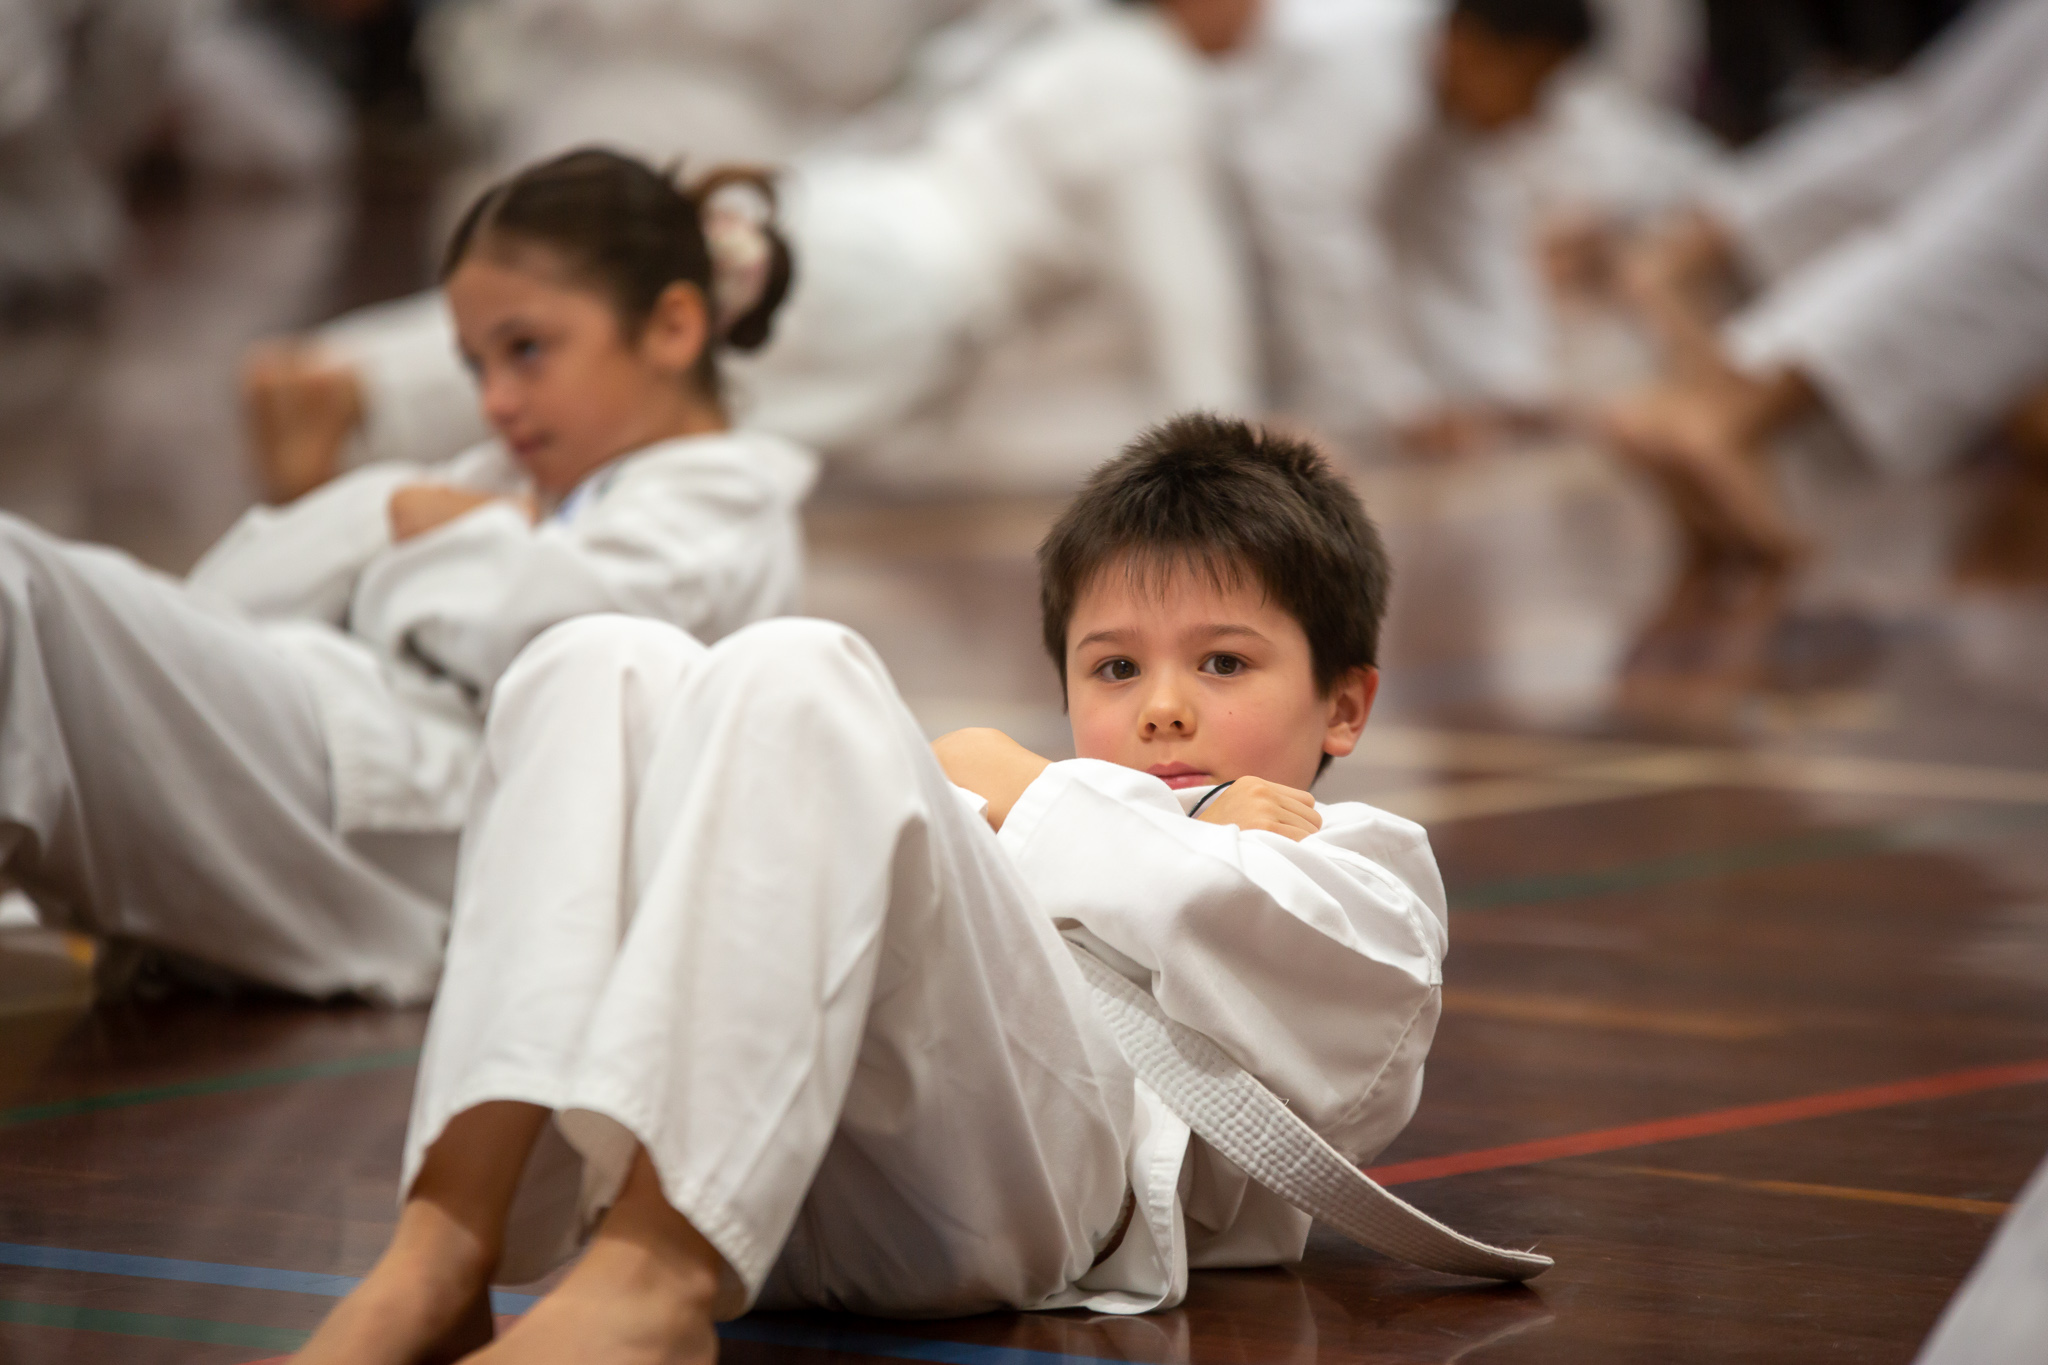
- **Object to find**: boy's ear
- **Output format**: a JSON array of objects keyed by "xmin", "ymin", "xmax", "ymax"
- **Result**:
[{"xmin": 1322, "ymin": 666, "xmax": 1379, "ymax": 760}]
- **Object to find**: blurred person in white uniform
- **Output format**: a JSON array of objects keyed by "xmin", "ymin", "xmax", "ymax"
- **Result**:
[
  {"xmin": 0, "ymin": 0, "xmax": 351, "ymax": 306},
  {"xmin": 419, "ymin": 0, "xmax": 991, "ymax": 176},
  {"xmin": 241, "ymin": 0, "xmax": 1260, "ymax": 493},
  {"xmin": 285, "ymin": 417, "xmax": 1489, "ymax": 1362},
  {"xmin": 0, "ymin": 150, "xmax": 815, "ymax": 1004},
  {"xmin": 1606, "ymin": 0, "xmax": 2048, "ymax": 564},
  {"xmin": 1220, "ymin": 0, "xmax": 1599, "ymax": 454}
]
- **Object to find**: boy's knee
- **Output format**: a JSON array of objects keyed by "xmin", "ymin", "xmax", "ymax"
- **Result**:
[
  {"xmin": 493, "ymin": 616, "xmax": 707, "ymax": 719},
  {"xmin": 715, "ymin": 618, "xmax": 884, "ymax": 688}
]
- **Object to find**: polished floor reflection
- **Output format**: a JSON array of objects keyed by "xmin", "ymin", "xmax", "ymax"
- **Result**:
[{"xmin": 5, "ymin": 169, "xmax": 2048, "ymax": 1364}]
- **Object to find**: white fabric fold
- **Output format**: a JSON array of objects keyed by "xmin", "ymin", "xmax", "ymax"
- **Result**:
[{"xmin": 1069, "ymin": 944, "xmax": 1551, "ymax": 1281}]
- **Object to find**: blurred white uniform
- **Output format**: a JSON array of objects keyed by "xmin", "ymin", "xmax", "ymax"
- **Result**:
[
  {"xmin": 0, "ymin": 0, "xmax": 346, "ymax": 292},
  {"xmin": 1711, "ymin": 0, "xmax": 2048, "ymax": 475},
  {"xmin": 0, "ymin": 430, "xmax": 814, "ymax": 1003},
  {"xmin": 422, "ymin": 0, "xmax": 990, "ymax": 175},
  {"xmin": 1222, "ymin": 0, "xmax": 1551, "ymax": 440},
  {"xmin": 306, "ymin": 4, "xmax": 1256, "ymax": 466},
  {"xmin": 408, "ymin": 615, "xmax": 1445, "ymax": 1315}
]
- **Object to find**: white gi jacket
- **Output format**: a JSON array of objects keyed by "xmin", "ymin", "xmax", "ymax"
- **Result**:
[
  {"xmin": 1002, "ymin": 761, "xmax": 1446, "ymax": 1309},
  {"xmin": 187, "ymin": 430, "xmax": 816, "ymax": 833},
  {"xmin": 1221, "ymin": 0, "xmax": 1552, "ymax": 438}
]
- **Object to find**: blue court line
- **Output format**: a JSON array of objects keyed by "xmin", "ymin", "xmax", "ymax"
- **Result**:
[
  {"xmin": 0, "ymin": 1243, "xmax": 1134, "ymax": 1365},
  {"xmin": 0, "ymin": 1242, "xmax": 537, "ymax": 1314}
]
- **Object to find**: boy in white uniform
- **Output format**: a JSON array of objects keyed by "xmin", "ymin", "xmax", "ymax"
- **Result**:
[
  {"xmin": 291, "ymin": 414, "xmax": 1543, "ymax": 1365},
  {"xmin": 1222, "ymin": 0, "xmax": 1596, "ymax": 452}
]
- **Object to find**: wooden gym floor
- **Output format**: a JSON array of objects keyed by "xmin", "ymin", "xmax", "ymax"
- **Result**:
[{"xmin": 5, "ymin": 161, "xmax": 2048, "ymax": 1364}]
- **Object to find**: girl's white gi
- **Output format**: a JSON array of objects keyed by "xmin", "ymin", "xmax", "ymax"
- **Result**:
[
  {"xmin": 1708, "ymin": 0, "xmax": 2048, "ymax": 476},
  {"xmin": 0, "ymin": 430, "xmax": 815, "ymax": 1003},
  {"xmin": 406, "ymin": 615, "xmax": 1445, "ymax": 1315},
  {"xmin": 292, "ymin": 4, "xmax": 1256, "ymax": 468}
]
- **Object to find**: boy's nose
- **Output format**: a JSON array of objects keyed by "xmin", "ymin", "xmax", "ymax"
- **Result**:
[{"xmin": 1140, "ymin": 685, "xmax": 1194, "ymax": 735}]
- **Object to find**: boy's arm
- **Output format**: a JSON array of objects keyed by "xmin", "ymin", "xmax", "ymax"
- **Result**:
[
  {"xmin": 1002, "ymin": 760, "xmax": 1447, "ymax": 1165},
  {"xmin": 932, "ymin": 733, "xmax": 1324, "ymax": 841},
  {"xmin": 930, "ymin": 729, "xmax": 1049, "ymax": 829}
]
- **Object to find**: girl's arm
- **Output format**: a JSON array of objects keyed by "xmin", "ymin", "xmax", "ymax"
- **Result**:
[
  {"xmin": 348, "ymin": 438, "xmax": 816, "ymax": 700},
  {"xmin": 186, "ymin": 461, "xmax": 425, "ymax": 623}
]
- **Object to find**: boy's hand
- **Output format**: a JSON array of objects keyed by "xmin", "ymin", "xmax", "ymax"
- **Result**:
[
  {"xmin": 389, "ymin": 485, "xmax": 535, "ymax": 542},
  {"xmin": 931, "ymin": 728, "xmax": 1051, "ymax": 832},
  {"xmin": 1195, "ymin": 777, "xmax": 1322, "ymax": 842}
]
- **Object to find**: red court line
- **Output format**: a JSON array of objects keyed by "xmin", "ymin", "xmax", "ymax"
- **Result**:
[{"xmin": 1370, "ymin": 1057, "xmax": 2048, "ymax": 1186}]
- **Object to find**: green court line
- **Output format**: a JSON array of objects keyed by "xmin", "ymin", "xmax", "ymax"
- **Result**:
[
  {"xmin": 0, "ymin": 1297, "xmax": 309, "ymax": 1351},
  {"xmin": 0, "ymin": 1047, "xmax": 419, "ymax": 1129},
  {"xmin": 1447, "ymin": 806, "xmax": 2047, "ymax": 912}
]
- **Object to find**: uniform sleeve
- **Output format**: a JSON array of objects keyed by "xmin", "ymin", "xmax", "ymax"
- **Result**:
[
  {"xmin": 1000, "ymin": 759, "xmax": 1447, "ymax": 1163},
  {"xmin": 184, "ymin": 461, "xmax": 420, "ymax": 622},
  {"xmin": 346, "ymin": 450, "xmax": 807, "ymax": 700}
]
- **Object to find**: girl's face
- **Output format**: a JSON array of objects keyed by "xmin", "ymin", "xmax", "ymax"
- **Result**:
[
  {"xmin": 446, "ymin": 244, "xmax": 721, "ymax": 500},
  {"xmin": 1064, "ymin": 559, "xmax": 1376, "ymax": 792}
]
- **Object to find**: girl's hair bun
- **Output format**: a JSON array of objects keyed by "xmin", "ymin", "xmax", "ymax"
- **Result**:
[{"xmin": 687, "ymin": 166, "xmax": 795, "ymax": 353}]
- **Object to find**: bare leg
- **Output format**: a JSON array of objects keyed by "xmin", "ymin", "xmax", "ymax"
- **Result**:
[
  {"xmin": 468, "ymin": 1148, "xmax": 722, "ymax": 1365},
  {"xmin": 242, "ymin": 339, "xmax": 366, "ymax": 504},
  {"xmin": 291, "ymin": 1102, "xmax": 550, "ymax": 1365},
  {"xmin": 1604, "ymin": 365, "xmax": 1817, "ymax": 567}
]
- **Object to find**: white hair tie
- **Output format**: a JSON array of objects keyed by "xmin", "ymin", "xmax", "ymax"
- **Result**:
[{"xmin": 702, "ymin": 187, "xmax": 774, "ymax": 337}]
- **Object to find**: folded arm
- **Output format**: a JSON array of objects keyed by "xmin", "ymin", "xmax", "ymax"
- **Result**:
[{"xmin": 999, "ymin": 759, "xmax": 1446, "ymax": 1160}]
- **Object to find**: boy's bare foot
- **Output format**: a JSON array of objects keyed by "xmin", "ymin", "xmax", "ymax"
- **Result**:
[
  {"xmin": 471, "ymin": 1151, "xmax": 723, "ymax": 1365},
  {"xmin": 1604, "ymin": 381, "xmax": 1810, "ymax": 569},
  {"xmin": 242, "ymin": 340, "xmax": 365, "ymax": 504},
  {"xmin": 288, "ymin": 1203, "xmax": 496, "ymax": 1365}
]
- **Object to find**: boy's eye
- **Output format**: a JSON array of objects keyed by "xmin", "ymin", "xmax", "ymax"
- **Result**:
[
  {"xmin": 1202, "ymin": 653, "xmax": 1245, "ymax": 677},
  {"xmin": 1093, "ymin": 658, "xmax": 1138, "ymax": 682},
  {"xmin": 506, "ymin": 336, "xmax": 544, "ymax": 364}
]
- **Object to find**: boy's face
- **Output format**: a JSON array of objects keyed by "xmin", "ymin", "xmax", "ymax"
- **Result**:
[
  {"xmin": 1434, "ymin": 13, "xmax": 1573, "ymax": 134},
  {"xmin": 1064, "ymin": 560, "xmax": 1376, "ymax": 792}
]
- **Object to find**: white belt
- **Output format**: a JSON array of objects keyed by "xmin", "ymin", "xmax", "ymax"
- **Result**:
[{"xmin": 1071, "ymin": 946, "xmax": 1552, "ymax": 1281}]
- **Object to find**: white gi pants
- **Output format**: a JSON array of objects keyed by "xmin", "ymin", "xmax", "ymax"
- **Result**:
[
  {"xmin": 1727, "ymin": 88, "xmax": 2048, "ymax": 477},
  {"xmin": 0, "ymin": 514, "xmax": 445, "ymax": 1001},
  {"xmin": 404, "ymin": 616, "xmax": 1136, "ymax": 1316}
]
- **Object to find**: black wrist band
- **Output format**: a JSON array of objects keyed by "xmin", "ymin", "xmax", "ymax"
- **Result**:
[{"xmin": 1187, "ymin": 779, "xmax": 1237, "ymax": 819}]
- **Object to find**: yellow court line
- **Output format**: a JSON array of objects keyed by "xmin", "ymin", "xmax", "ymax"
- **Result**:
[
  {"xmin": 1581, "ymin": 1162, "xmax": 2013, "ymax": 1217},
  {"xmin": 1371, "ymin": 776, "xmax": 1651, "ymax": 825},
  {"xmin": 1441, "ymin": 988, "xmax": 1782, "ymax": 1041},
  {"xmin": 1355, "ymin": 726, "xmax": 2048, "ymax": 821}
]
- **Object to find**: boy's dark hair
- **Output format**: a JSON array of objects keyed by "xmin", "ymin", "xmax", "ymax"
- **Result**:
[
  {"xmin": 1452, "ymin": 0, "xmax": 1598, "ymax": 51},
  {"xmin": 1039, "ymin": 413, "xmax": 1391, "ymax": 700},
  {"xmin": 441, "ymin": 148, "xmax": 795, "ymax": 399}
]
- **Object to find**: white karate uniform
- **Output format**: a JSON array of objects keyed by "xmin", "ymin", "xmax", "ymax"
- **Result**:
[
  {"xmin": 1, "ymin": 430, "xmax": 814, "ymax": 1002},
  {"xmin": 296, "ymin": 4, "xmax": 1256, "ymax": 469},
  {"xmin": 1706, "ymin": 0, "xmax": 2048, "ymax": 285},
  {"xmin": 1221, "ymin": 0, "xmax": 1552, "ymax": 439},
  {"xmin": 1710, "ymin": 0, "xmax": 2048, "ymax": 476},
  {"xmin": 407, "ymin": 615, "xmax": 1445, "ymax": 1315},
  {"xmin": 421, "ymin": 0, "xmax": 982, "ymax": 166}
]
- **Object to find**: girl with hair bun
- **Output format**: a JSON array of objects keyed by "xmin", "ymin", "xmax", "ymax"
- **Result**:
[
  {"xmin": 0, "ymin": 148, "xmax": 815, "ymax": 1005},
  {"xmin": 244, "ymin": 0, "xmax": 1261, "ymax": 485}
]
